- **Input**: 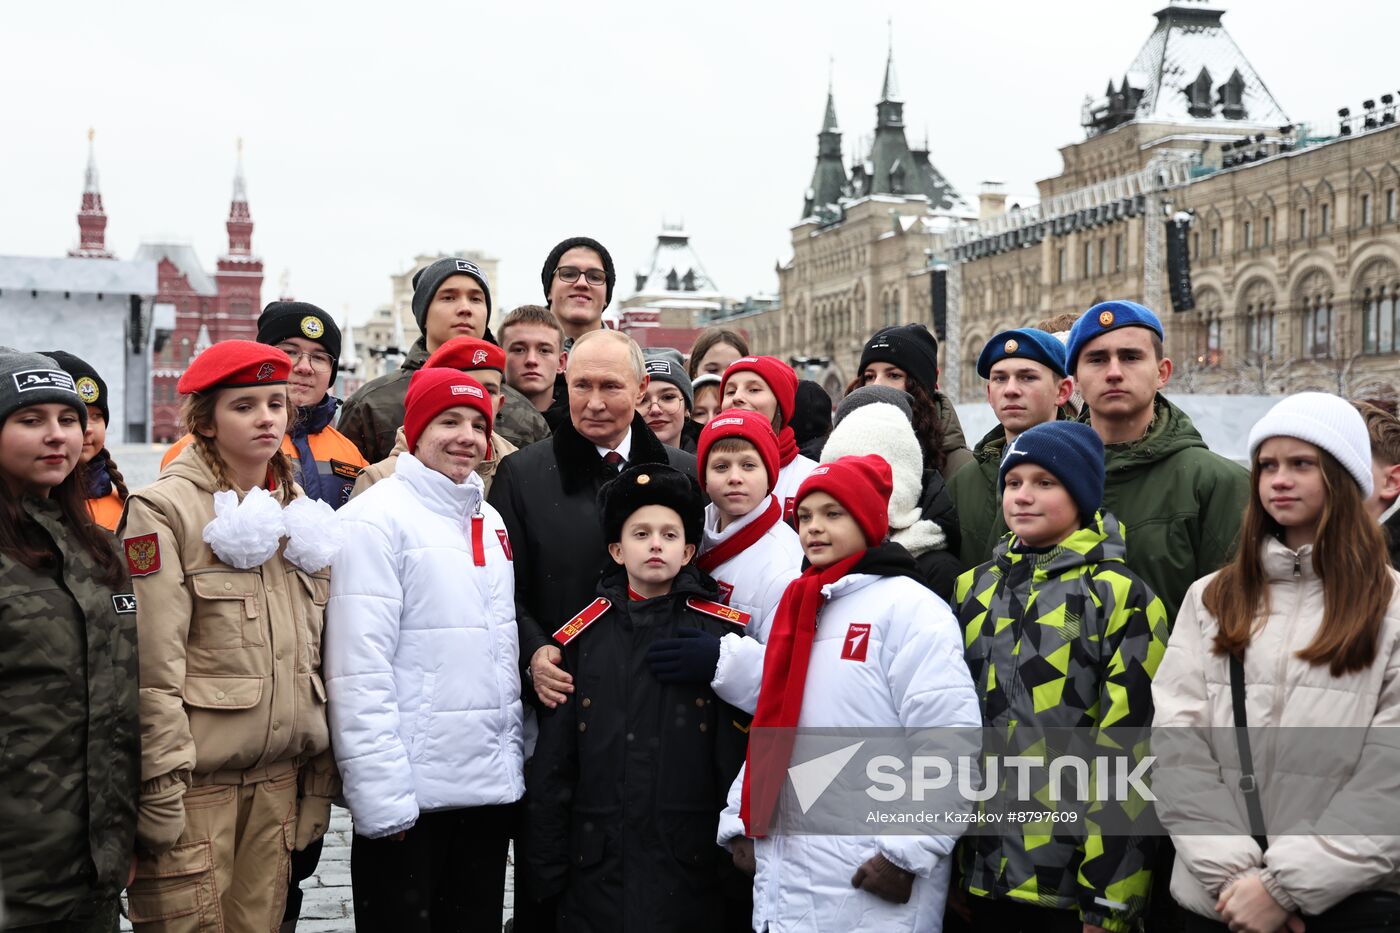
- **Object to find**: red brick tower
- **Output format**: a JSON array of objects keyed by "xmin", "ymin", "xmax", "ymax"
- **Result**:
[
  {"xmin": 214, "ymin": 138, "xmax": 263, "ymax": 341},
  {"xmin": 70, "ymin": 128, "xmax": 114, "ymax": 259}
]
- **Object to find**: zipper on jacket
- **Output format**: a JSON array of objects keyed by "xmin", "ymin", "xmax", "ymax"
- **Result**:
[{"xmin": 1293, "ymin": 552, "xmax": 1301, "ymax": 578}]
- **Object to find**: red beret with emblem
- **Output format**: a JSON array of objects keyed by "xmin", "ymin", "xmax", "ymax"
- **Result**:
[
  {"xmin": 424, "ymin": 336, "xmax": 505, "ymax": 374},
  {"xmin": 177, "ymin": 340, "xmax": 291, "ymax": 395}
]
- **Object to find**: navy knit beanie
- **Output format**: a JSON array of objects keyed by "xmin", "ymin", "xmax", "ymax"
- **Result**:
[{"xmin": 998, "ymin": 421, "xmax": 1105, "ymax": 521}]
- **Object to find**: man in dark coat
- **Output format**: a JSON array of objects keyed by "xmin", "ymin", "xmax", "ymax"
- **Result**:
[{"xmin": 487, "ymin": 328, "xmax": 695, "ymax": 933}]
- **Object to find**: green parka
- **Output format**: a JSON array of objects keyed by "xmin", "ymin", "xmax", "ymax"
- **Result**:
[
  {"xmin": 947, "ymin": 423, "xmax": 1007, "ymax": 571},
  {"xmin": 0, "ymin": 498, "xmax": 139, "ymax": 926},
  {"xmin": 1090, "ymin": 394, "xmax": 1249, "ymax": 622}
]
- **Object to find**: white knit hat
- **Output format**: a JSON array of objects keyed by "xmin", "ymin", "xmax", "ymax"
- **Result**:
[{"xmin": 1246, "ymin": 392, "xmax": 1374, "ymax": 496}]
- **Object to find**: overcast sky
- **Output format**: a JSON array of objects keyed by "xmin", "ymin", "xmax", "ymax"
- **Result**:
[{"xmin": 5, "ymin": 1, "xmax": 1396, "ymax": 328}]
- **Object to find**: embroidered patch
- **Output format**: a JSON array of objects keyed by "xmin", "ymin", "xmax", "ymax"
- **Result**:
[
  {"xmin": 496, "ymin": 528, "xmax": 513, "ymax": 560},
  {"xmin": 76, "ymin": 376, "xmax": 101, "ymax": 403},
  {"xmin": 450, "ymin": 384, "xmax": 484, "ymax": 398},
  {"xmin": 783, "ymin": 496, "xmax": 796, "ymax": 522},
  {"xmin": 112, "ymin": 593, "xmax": 137, "ymax": 614},
  {"xmin": 1098, "ymin": 310, "xmax": 1115, "ymax": 327},
  {"xmin": 646, "ymin": 359, "xmax": 672, "ymax": 376},
  {"xmin": 687, "ymin": 597, "xmax": 749, "ymax": 628},
  {"xmin": 471, "ymin": 348, "xmax": 489, "ymax": 365},
  {"xmin": 455, "ymin": 259, "xmax": 481, "ymax": 275},
  {"xmin": 256, "ymin": 362, "xmax": 276, "ymax": 381},
  {"xmin": 13, "ymin": 369, "xmax": 76, "ymax": 393},
  {"xmin": 300, "ymin": 316, "xmax": 325, "ymax": 339},
  {"xmin": 124, "ymin": 533, "xmax": 161, "ymax": 577},
  {"xmin": 553, "ymin": 597, "xmax": 611, "ymax": 645},
  {"xmin": 841, "ymin": 623, "xmax": 871, "ymax": 662},
  {"xmin": 330, "ymin": 459, "xmax": 362, "ymax": 480}
]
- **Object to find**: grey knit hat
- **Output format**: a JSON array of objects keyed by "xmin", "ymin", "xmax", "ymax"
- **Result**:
[
  {"xmin": 0, "ymin": 347, "xmax": 87, "ymax": 430},
  {"xmin": 643, "ymin": 348, "xmax": 693, "ymax": 409},
  {"xmin": 835, "ymin": 384, "xmax": 913, "ymax": 427}
]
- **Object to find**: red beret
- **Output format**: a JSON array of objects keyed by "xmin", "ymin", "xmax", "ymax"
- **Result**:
[
  {"xmin": 721, "ymin": 356, "xmax": 797, "ymax": 424},
  {"xmin": 177, "ymin": 340, "xmax": 291, "ymax": 395},
  {"xmin": 696, "ymin": 408, "xmax": 781, "ymax": 495},
  {"xmin": 424, "ymin": 336, "xmax": 505, "ymax": 374},
  {"xmin": 403, "ymin": 369, "xmax": 495, "ymax": 454},
  {"xmin": 795, "ymin": 454, "xmax": 893, "ymax": 546}
]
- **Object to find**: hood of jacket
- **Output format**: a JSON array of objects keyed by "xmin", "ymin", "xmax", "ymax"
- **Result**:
[
  {"xmin": 989, "ymin": 510, "xmax": 1128, "ymax": 581},
  {"xmin": 161, "ymin": 442, "xmax": 224, "ymax": 496},
  {"xmin": 553, "ymin": 411, "xmax": 672, "ymax": 494},
  {"xmin": 1089, "ymin": 394, "xmax": 1208, "ymax": 475},
  {"xmin": 820, "ymin": 401, "xmax": 924, "ymax": 529},
  {"xmin": 397, "ymin": 336, "xmax": 431, "ymax": 374},
  {"xmin": 935, "ymin": 391, "xmax": 968, "ymax": 456},
  {"xmin": 970, "ymin": 423, "xmax": 1007, "ymax": 465}
]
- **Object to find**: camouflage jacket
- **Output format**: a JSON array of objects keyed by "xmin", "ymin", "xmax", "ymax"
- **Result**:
[
  {"xmin": 954, "ymin": 513, "xmax": 1168, "ymax": 933},
  {"xmin": 338, "ymin": 337, "xmax": 549, "ymax": 463},
  {"xmin": 0, "ymin": 498, "xmax": 139, "ymax": 926}
]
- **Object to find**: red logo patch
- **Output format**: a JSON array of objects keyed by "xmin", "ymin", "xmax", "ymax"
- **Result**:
[
  {"xmin": 495, "ymin": 529, "xmax": 513, "ymax": 561},
  {"xmin": 840, "ymin": 623, "xmax": 871, "ymax": 662},
  {"xmin": 256, "ymin": 362, "xmax": 276, "ymax": 381},
  {"xmin": 715, "ymin": 581, "xmax": 734, "ymax": 605},
  {"xmin": 124, "ymin": 533, "xmax": 161, "ymax": 577},
  {"xmin": 783, "ymin": 497, "xmax": 796, "ymax": 522}
]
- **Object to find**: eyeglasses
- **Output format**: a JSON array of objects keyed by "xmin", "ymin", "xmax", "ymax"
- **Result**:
[
  {"xmin": 555, "ymin": 266, "xmax": 607, "ymax": 286},
  {"xmin": 642, "ymin": 392, "xmax": 686, "ymax": 412},
  {"xmin": 280, "ymin": 346, "xmax": 335, "ymax": 373}
]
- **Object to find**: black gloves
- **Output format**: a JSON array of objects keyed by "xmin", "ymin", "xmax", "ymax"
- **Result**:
[{"xmin": 647, "ymin": 627, "xmax": 722, "ymax": 684}]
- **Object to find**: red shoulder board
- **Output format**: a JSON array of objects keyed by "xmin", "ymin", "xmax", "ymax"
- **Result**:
[
  {"xmin": 553, "ymin": 597, "xmax": 611, "ymax": 646},
  {"xmin": 124, "ymin": 533, "xmax": 162, "ymax": 577},
  {"xmin": 687, "ymin": 598, "xmax": 749, "ymax": 629}
]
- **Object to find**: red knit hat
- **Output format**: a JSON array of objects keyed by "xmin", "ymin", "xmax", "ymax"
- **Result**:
[
  {"xmin": 721, "ymin": 356, "xmax": 798, "ymax": 425},
  {"xmin": 403, "ymin": 369, "xmax": 494, "ymax": 453},
  {"xmin": 177, "ymin": 340, "xmax": 291, "ymax": 394},
  {"xmin": 423, "ymin": 336, "xmax": 505, "ymax": 373},
  {"xmin": 794, "ymin": 454, "xmax": 893, "ymax": 546},
  {"xmin": 696, "ymin": 409, "xmax": 781, "ymax": 495}
]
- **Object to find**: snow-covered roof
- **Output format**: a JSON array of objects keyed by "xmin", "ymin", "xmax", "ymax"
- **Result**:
[
  {"xmin": 630, "ymin": 228, "xmax": 721, "ymax": 298},
  {"xmin": 0, "ymin": 255, "xmax": 157, "ymax": 296},
  {"xmin": 134, "ymin": 242, "xmax": 219, "ymax": 296},
  {"xmin": 1086, "ymin": 2, "xmax": 1288, "ymax": 135}
]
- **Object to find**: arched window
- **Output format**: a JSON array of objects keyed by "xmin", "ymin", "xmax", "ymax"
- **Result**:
[
  {"xmin": 1359, "ymin": 259, "xmax": 1400, "ymax": 354},
  {"xmin": 1240, "ymin": 279, "xmax": 1276, "ymax": 358},
  {"xmin": 1196, "ymin": 288, "xmax": 1223, "ymax": 367},
  {"xmin": 1296, "ymin": 270, "xmax": 1334, "ymax": 358}
]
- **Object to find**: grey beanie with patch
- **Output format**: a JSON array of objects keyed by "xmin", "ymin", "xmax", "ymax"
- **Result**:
[
  {"xmin": 0, "ymin": 346, "xmax": 87, "ymax": 430},
  {"xmin": 643, "ymin": 348, "xmax": 694, "ymax": 409}
]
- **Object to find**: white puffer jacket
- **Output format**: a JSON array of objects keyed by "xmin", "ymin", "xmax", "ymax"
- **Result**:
[
  {"xmin": 700, "ymin": 496, "xmax": 803, "ymax": 640},
  {"xmin": 716, "ymin": 572, "xmax": 982, "ymax": 933},
  {"xmin": 773, "ymin": 453, "xmax": 818, "ymax": 520},
  {"xmin": 1152, "ymin": 537, "xmax": 1400, "ymax": 919},
  {"xmin": 324, "ymin": 453, "xmax": 524, "ymax": 839}
]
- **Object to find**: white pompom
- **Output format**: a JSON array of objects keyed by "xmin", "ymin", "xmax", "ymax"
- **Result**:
[
  {"xmin": 282, "ymin": 496, "xmax": 345, "ymax": 573},
  {"xmin": 202, "ymin": 487, "xmax": 287, "ymax": 569}
]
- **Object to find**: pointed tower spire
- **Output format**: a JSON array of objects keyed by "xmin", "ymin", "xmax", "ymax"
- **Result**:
[
  {"xmin": 880, "ymin": 20, "xmax": 900, "ymax": 103},
  {"xmin": 804, "ymin": 64, "xmax": 850, "ymax": 218},
  {"xmin": 71, "ymin": 128, "xmax": 114, "ymax": 259},
  {"xmin": 225, "ymin": 137, "xmax": 253, "ymax": 257}
]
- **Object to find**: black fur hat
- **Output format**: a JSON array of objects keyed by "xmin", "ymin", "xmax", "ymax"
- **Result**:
[{"xmin": 598, "ymin": 463, "xmax": 704, "ymax": 544}]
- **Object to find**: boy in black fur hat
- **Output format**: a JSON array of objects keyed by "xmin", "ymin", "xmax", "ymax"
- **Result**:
[{"xmin": 528, "ymin": 463, "xmax": 751, "ymax": 932}]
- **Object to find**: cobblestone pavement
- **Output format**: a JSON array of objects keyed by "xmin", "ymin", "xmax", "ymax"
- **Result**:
[{"xmin": 123, "ymin": 807, "xmax": 517, "ymax": 932}]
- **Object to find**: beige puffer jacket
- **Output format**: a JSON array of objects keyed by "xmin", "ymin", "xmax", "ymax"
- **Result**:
[{"xmin": 1152, "ymin": 536, "xmax": 1400, "ymax": 919}]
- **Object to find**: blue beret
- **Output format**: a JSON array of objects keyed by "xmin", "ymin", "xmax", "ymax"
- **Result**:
[
  {"xmin": 1066, "ymin": 300, "xmax": 1164, "ymax": 375},
  {"xmin": 976, "ymin": 328, "xmax": 1068, "ymax": 379}
]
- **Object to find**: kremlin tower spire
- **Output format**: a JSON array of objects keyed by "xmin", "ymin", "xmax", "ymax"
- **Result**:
[
  {"xmin": 225, "ymin": 137, "xmax": 253, "ymax": 257},
  {"xmin": 214, "ymin": 136, "xmax": 264, "ymax": 342},
  {"xmin": 71, "ymin": 128, "xmax": 114, "ymax": 259}
]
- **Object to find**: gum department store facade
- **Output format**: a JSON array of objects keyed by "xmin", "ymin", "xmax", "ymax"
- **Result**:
[{"xmin": 731, "ymin": 1, "xmax": 1400, "ymax": 403}]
